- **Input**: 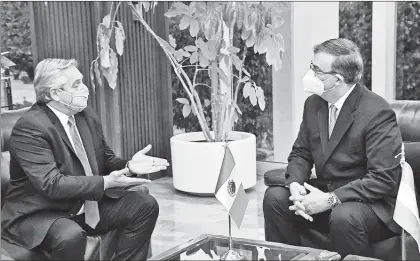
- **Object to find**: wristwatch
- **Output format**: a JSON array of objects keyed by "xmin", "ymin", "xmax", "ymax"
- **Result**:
[{"xmin": 327, "ymin": 192, "xmax": 340, "ymax": 207}]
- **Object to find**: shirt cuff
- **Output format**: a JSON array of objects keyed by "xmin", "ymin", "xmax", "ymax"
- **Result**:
[{"xmin": 125, "ymin": 161, "xmax": 135, "ymax": 177}]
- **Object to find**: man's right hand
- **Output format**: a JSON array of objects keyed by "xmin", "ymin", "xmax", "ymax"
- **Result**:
[
  {"xmin": 289, "ymin": 182, "xmax": 313, "ymax": 222},
  {"xmin": 103, "ymin": 168, "xmax": 151, "ymax": 190}
]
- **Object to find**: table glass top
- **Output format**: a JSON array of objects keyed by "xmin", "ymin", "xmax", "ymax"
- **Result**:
[{"xmin": 149, "ymin": 234, "xmax": 341, "ymax": 261}]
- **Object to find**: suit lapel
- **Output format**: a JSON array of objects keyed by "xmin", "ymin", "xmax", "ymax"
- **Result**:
[
  {"xmin": 319, "ymin": 84, "xmax": 363, "ymax": 169},
  {"xmin": 75, "ymin": 113, "xmax": 99, "ymax": 176},
  {"xmin": 317, "ymin": 100, "xmax": 329, "ymax": 154},
  {"xmin": 43, "ymin": 104, "xmax": 76, "ymax": 155}
]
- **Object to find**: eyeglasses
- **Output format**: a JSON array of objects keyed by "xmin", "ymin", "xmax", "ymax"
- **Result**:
[{"xmin": 310, "ymin": 63, "xmax": 338, "ymax": 76}]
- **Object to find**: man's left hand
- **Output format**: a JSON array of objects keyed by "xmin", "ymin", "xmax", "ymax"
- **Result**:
[
  {"xmin": 289, "ymin": 183, "xmax": 331, "ymax": 215},
  {"xmin": 129, "ymin": 144, "xmax": 170, "ymax": 175}
]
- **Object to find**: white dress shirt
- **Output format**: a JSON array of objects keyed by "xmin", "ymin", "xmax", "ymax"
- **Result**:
[
  {"xmin": 328, "ymin": 84, "xmax": 356, "ymax": 130},
  {"xmin": 47, "ymin": 104, "xmax": 89, "ymax": 215}
]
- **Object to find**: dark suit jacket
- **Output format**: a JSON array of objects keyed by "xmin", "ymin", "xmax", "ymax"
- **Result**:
[
  {"xmin": 284, "ymin": 84, "xmax": 402, "ymax": 234},
  {"xmin": 1, "ymin": 102, "xmax": 128, "ymax": 249}
]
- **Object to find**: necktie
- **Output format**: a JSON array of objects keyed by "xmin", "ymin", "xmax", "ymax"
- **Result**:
[
  {"xmin": 68, "ymin": 116, "xmax": 100, "ymax": 228},
  {"xmin": 329, "ymin": 105, "xmax": 338, "ymax": 138}
]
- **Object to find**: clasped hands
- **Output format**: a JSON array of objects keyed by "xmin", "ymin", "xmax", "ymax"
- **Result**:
[
  {"xmin": 288, "ymin": 182, "xmax": 332, "ymax": 222},
  {"xmin": 104, "ymin": 144, "xmax": 169, "ymax": 189}
]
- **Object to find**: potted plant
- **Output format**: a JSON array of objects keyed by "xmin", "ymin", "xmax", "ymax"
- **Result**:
[{"xmin": 90, "ymin": 1, "xmax": 285, "ymax": 195}]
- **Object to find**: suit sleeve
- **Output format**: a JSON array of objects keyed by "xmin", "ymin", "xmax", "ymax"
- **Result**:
[
  {"xmin": 10, "ymin": 119, "xmax": 105, "ymax": 201},
  {"xmin": 284, "ymin": 99, "xmax": 314, "ymax": 186},
  {"xmin": 334, "ymin": 108, "xmax": 402, "ymax": 202}
]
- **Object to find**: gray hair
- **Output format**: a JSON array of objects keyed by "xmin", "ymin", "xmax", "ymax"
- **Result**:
[
  {"xmin": 313, "ymin": 38, "xmax": 363, "ymax": 85},
  {"xmin": 33, "ymin": 58, "xmax": 79, "ymax": 103}
]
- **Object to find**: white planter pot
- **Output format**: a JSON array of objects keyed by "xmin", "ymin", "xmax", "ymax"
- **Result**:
[{"xmin": 170, "ymin": 131, "xmax": 257, "ymax": 195}]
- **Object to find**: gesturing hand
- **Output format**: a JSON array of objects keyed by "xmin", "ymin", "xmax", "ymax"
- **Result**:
[
  {"xmin": 104, "ymin": 168, "xmax": 151, "ymax": 190},
  {"xmin": 289, "ymin": 182, "xmax": 313, "ymax": 222},
  {"xmin": 129, "ymin": 144, "xmax": 170, "ymax": 175},
  {"xmin": 289, "ymin": 183, "xmax": 331, "ymax": 215}
]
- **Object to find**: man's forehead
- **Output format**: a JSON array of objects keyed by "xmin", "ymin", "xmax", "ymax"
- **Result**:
[
  {"xmin": 62, "ymin": 66, "xmax": 83, "ymax": 80},
  {"xmin": 312, "ymin": 52, "xmax": 335, "ymax": 71}
]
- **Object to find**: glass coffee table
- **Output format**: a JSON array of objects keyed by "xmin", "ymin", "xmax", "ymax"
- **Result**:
[{"xmin": 149, "ymin": 234, "xmax": 342, "ymax": 260}]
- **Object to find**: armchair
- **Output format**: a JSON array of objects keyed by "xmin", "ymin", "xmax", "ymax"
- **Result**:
[
  {"xmin": 264, "ymin": 100, "xmax": 420, "ymax": 260},
  {"xmin": 1, "ymin": 107, "xmax": 152, "ymax": 260}
]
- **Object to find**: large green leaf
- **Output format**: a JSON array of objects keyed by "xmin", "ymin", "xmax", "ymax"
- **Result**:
[
  {"xmin": 174, "ymin": 49, "xmax": 187, "ymax": 62},
  {"xmin": 165, "ymin": 2, "xmax": 193, "ymax": 18},
  {"xmin": 246, "ymin": 33, "xmax": 256, "ymax": 47},
  {"xmin": 190, "ymin": 51, "xmax": 198, "ymax": 64},
  {"xmin": 169, "ymin": 34, "xmax": 177, "ymax": 48},
  {"xmin": 197, "ymin": 39, "xmax": 217, "ymax": 61},
  {"xmin": 142, "ymin": 2, "xmax": 150, "ymax": 12},
  {"xmin": 176, "ymin": 97, "xmax": 189, "ymax": 105},
  {"xmin": 248, "ymin": 85, "xmax": 257, "ymax": 106},
  {"xmin": 182, "ymin": 104, "xmax": 191, "ymax": 118},
  {"xmin": 241, "ymin": 28, "xmax": 252, "ymax": 40},
  {"xmin": 100, "ymin": 45, "xmax": 111, "ymax": 68},
  {"xmin": 199, "ymin": 53, "xmax": 210, "ymax": 68},
  {"xmin": 102, "ymin": 14, "xmax": 111, "ymax": 28},
  {"xmin": 179, "ymin": 15, "xmax": 192, "ymax": 30},
  {"xmin": 93, "ymin": 60, "xmax": 103, "ymax": 88},
  {"xmin": 115, "ymin": 21, "xmax": 125, "ymax": 56},
  {"xmin": 189, "ymin": 18, "xmax": 199, "ymax": 37},
  {"xmin": 255, "ymin": 85, "xmax": 265, "ymax": 110},
  {"xmin": 242, "ymin": 82, "xmax": 252, "ymax": 98},
  {"xmin": 184, "ymin": 45, "xmax": 198, "ymax": 52},
  {"xmin": 90, "ymin": 64, "xmax": 96, "ymax": 92},
  {"xmin": 101, "ymin": 48, "xmax": 118, "ymax": 89}
]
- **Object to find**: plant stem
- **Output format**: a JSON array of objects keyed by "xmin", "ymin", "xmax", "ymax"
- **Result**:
[
  {"xmin": 228, "ymin": 47, "xmax": 248, "ymax": 130},
  {"xmin": 109, "ymin": 1, "xmax": 122, "ymax": 34},
  {"xmin": 193, "ymin": 83, "xmax": 211, "ymax": 89},
  {"xmin": 222, "ymin": 7, "xmax": 238, "ymax": 141},
  {"xmin": 210, "ymin": 60, "xmax": 220, "ymax": 141},
  {"xmin": 234, "ymin": 47, "xmax": 248, "ymax": 108},
  {"xmin": 127, "ymin": 2, "xmax": 213, "ymax": 141},
  {"xmin": 191, "ymin": 54, "xmax": 213, "ymax": 139},
  {"xmin": 181, "ymin": 65, "xmax": 207, "ymax": 69}
]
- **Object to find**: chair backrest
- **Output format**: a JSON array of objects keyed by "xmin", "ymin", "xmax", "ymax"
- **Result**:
[
  {"xmin": 1, "ymin": 107, "xmax": 30, "ymax": 207},
  {"xmin": 388, "ymin": 100, "xmax": 420, "ymax": 193}
]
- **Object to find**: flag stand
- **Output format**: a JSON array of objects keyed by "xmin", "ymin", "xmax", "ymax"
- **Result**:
[
  {"xmin": 402, "ymin": 229, "xmax": 406, "ymax": 261},
  {"xmin": 220, "ymin": 215, "xmax": 244, "ymax": 261},
  {"xmin": 218, "ymin": 137, "xmax": 246, "ymax": 261},
  {"xmin": 400, "ymin": 144, "xmax": 406, "ymax": 261}
]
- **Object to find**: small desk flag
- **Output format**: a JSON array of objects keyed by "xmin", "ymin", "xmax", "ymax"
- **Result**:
[
  {"xmin": 214, "ymin": 144, "xmax": 249, "ymax": 229},
  {"xmin": 393, "ymin": 143, "xmax": 420, "ymax": 254}
]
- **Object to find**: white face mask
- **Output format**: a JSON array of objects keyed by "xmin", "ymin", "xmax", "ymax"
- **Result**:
[
  {"xmin": 302, "ymin": 70, "xmax": 338, "ymax": 96},
  {"xmin": 56, "ymin": 89, "xmax": 89, "ymax": 113}
]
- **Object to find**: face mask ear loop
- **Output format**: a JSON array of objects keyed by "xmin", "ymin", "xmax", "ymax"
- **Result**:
[{"xmin": 321, "ymin": 75, "xmax": 335, "ymax": 83}]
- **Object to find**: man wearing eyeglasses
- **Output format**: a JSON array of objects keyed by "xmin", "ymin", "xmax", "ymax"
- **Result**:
[{"xmin": 263, "ymin": 38, "xmax": 402, "ymax": 257}]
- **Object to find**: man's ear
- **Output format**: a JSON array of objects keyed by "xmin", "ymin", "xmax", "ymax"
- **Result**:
[
  {"xmin": 50, "ymin": 88, "xmax": 60, "ymax": 101},
  {"xmin": 335, "ymin": 75, "xmax": 344, "ymax": 85}
]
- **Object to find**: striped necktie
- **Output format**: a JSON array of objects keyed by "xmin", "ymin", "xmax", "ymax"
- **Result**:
[
  {"xmin": 68, "ymin": 116, "xmax": 100, "ymax": 228},
  {"xmin": 329, "ymin": 104, "xmax": 338, "ymax": 138}
]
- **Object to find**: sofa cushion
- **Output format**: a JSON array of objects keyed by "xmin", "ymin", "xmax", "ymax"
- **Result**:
[
  {"xmin": 1, "ymin": 107, "xmax": 29, "ymax": 152},
  {"xmin": 1, "ymin": 151, "xmax": 10, "ymax": 207},
  {"xmin": 405, "ymin": 142, "xmax": 420, "ymax": 187},
  {"xmin": 389, "ymin": 100, "xmax": 420, "ymax": 142},
  {"xmin": 1, "ymin": 239, "xmax": 48, "ymax": 260}
]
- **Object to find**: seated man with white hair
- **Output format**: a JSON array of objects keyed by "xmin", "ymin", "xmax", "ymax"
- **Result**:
[{"xmin": 1, "ymin": 58, "xmax": 169, "ymax": 260}]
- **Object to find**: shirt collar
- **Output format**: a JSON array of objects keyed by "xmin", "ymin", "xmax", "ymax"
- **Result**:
[
  {"xmin": 329, "ymin": 84, "xmax": 356, "ymax": 110},
  {"xmin": 47, "ymin": 104, "xmax": 72, "ymax": 127}
]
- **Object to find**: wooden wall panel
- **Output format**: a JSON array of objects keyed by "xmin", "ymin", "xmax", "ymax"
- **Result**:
[{"xmin": 29, "ymin": 1, "xmax": 173, "ymax": 177}]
